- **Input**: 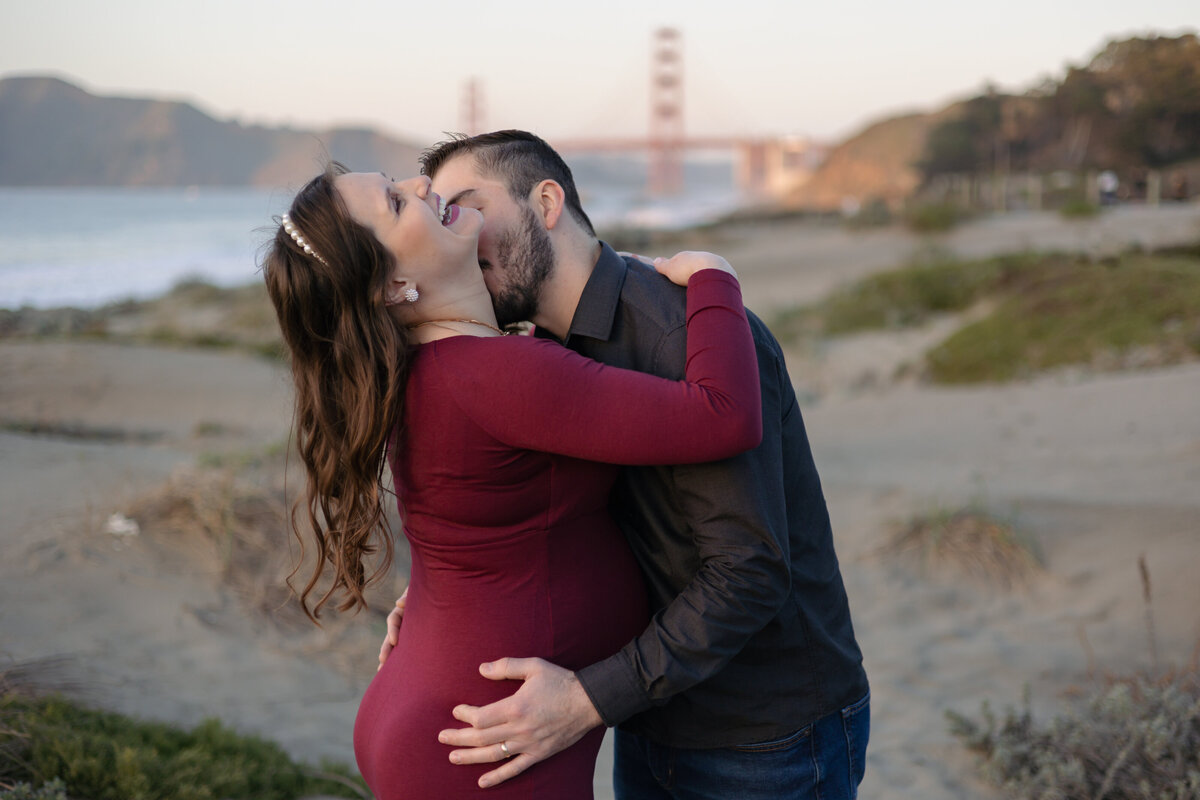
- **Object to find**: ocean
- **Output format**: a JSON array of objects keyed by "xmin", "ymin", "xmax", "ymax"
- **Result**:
[{"xmin": 0, "ymin": 155, "xmax": 748, "ymax": 311}]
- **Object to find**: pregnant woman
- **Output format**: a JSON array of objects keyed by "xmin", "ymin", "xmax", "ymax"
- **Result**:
[{"xmin": 263, "ymin": 164, "xmax": 760, "ymax": 798}]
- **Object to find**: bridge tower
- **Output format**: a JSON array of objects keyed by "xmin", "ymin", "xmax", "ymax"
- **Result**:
[
  {"xmin": 648, "ymin": 28, "xmax": 685, "ymax": 196},
  {"xmin": 460, "ymin": 77, "xmax": 485, "ymax": 135}
]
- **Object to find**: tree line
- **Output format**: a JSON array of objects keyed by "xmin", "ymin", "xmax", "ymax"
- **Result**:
[{"xmin": 918, "ymin": 34, "xmax": 1200, "ymax": 192}]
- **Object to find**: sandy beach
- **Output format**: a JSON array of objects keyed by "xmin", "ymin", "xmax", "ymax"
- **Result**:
[{"xmin": 2, "ymin": 204, "xmax": 1199, "ymax": 798}]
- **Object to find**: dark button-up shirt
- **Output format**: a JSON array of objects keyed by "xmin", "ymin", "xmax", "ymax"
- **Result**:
[{"xmin": 546, "ymin": 244, "xmax": 868, "ymax": 748}]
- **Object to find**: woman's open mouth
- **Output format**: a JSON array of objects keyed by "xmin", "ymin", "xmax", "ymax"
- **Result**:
[{"xmin": 437, "ymin": 196, "xmax": 459, "ymax": 226}]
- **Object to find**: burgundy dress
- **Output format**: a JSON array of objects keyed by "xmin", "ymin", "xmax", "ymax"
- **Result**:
[{"xmin": 353, "ymin": 271, "xmax": 759, "ymax": 799}]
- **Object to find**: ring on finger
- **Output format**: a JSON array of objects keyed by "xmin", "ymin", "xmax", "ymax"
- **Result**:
[{"xmin": 499, "ymin": 741, "xmax": 512, "ymax": 758}]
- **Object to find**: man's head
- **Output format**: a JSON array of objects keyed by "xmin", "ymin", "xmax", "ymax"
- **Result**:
[{"xmin": 421, "ymin": 130, "xmax": 596, "ymax": 326}]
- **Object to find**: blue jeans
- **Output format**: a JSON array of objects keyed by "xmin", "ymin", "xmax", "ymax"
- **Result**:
[{"xmin": 613, "ymin": 693, "xmax": 870, "ymax": 800}]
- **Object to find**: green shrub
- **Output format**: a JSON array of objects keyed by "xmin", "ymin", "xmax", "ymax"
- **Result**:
[
  {"xmin": 766, "ymin": 305, "xmax": 821, "ymax": 349},
  {"xmin": 166, "ymin": 278, "xmax": 226, "ymax": 304},
  {"xmin": 927, "ymin": 254, "xmax": 1200, "ymax": 383},
  {"xmin": 0, "ymin": 779, "xmax": 67, "ymax": 800},
  {"xmin": 0, "ymin": 694, "xmax": 366, "ymax": 800},
  {"xmin": 770, "ymin": 247, "xmax": 1200, "ymax": 381},
  {"xmin": 844, "ymin": 197, "xmax": 893, "ymax": 230},
  {"xmin": 1059, "ymin": 195, "xmax": 1101, "ymax": 219},
  {"xmin": 948, "ymin": 674, "xmax": 1200, "ymax": 798},
  {"xmin": 818, "ymin": 253, "xmax": 1043, "ymax": 335},
  {"xmin": 905, "ymin": 201, "xmax": 965, "ymax": 233},
  {"xmin": 951, "ymin": 554, "xmax": 1200, "ymax": 797}
]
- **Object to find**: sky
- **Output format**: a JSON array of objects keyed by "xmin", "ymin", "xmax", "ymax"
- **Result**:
[{"xmin": 2, "ymin": 0, "xmax": 1197, "ymax": 148}]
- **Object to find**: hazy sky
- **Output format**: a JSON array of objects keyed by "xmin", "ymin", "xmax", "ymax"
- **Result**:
[{"xmin": 3, "ymin": 1, "xmax": 1196, "ymax": 147}]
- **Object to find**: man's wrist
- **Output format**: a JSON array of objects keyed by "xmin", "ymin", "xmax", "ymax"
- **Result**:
[
  {"xmin": 575, "ymin": 651, "xmax": 651, "ymax": 727},
  {"xmin": 567, "ymin": 671, "xmax": 604, "ymax": 729}
]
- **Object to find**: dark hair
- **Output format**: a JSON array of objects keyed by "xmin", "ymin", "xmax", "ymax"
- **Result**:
[
  {"xmin": 420, "ymin": 130, "xmax": 596, "ymax": 237},
  {"xmin": 262, "ymin": 161, "xmax": 412, "ymax": 621}
]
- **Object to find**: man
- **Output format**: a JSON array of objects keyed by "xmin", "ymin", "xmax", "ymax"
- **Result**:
[{"xmin": 381, "ymin": 130, "xmax": 869, "ymax": 799}]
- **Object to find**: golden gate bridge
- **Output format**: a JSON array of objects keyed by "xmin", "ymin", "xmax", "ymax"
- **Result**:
[{"xmin": 459, "ymin": 28, "xmax": 828, "ymax": 199}]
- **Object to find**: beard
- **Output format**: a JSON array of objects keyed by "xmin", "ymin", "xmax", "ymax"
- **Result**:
[{"xmin": 487, "ymin": 204, "xmax": 555, "ymax": 327}]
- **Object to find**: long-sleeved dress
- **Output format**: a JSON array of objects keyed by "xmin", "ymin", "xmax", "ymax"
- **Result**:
[{"xmin": 353, "ymin": 271, "xmax": 760, "ymax": 799}]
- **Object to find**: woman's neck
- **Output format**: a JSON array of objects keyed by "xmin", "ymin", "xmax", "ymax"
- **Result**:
[
  {"xmin": 408, "ymin": 318, "xmax": 504, "ymax": 342},
  {"xmin": 405, "ymin": 284, "xmax": 502, "ymax": 343}
]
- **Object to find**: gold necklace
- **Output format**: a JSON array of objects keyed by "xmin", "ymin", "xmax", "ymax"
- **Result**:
[{"xmin": 407, "ymin": 318, "xmax": 506, "ymax": 336}]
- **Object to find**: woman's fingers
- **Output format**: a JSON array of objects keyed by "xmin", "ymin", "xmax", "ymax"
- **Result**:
[
  {"xmin": 377, "ymin": 590, "xmax": 408, "ymax": 669},
  {"xmin": 653, "ymin": 251, "xmax": 737, "ymax": 285}
]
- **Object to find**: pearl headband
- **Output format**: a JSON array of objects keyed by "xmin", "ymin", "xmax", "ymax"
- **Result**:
[{"xmin": 281, "ymin": 213, "xmax": 329, "ymax": 266}]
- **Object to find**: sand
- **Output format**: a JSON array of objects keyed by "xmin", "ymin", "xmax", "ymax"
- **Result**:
[
  {"xmin": 0, "ymin": 343, "xmax": 371, "ymax": 763},
  {"xmin": 2, "ymin": 203, "xmax": 1199, "ymax": 798}
]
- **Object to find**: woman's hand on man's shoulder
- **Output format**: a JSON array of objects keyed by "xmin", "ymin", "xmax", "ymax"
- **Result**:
[{"xmin": 620, "ymin": 250, "xmax": 737, "ymax": 286}]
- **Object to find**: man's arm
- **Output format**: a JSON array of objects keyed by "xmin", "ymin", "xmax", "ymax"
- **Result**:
[
  {"xmin": 578, "ymin": 331, "xmax": 793, "ymax": 722},
  {"xmin": 439, "ymin": 331, "xmax": 796, "ymax": 788}
]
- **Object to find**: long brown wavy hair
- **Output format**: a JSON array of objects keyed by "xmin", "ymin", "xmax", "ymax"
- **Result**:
[{"xmin": 262, "ymin": 162, "xmax": 413, "ymax": 622}]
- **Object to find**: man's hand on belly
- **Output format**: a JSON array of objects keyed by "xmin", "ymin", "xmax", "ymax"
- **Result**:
[{"xmin": 438, "ymin": 657, "xmax": 603, "ymax": 789}]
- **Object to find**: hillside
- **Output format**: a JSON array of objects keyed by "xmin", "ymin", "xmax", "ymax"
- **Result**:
[
  {"xmin": 788, "ymin": 32, "xmax": 1200, "ymax": 212},
  {"xmin": 0, "ymin": 76, "xmax": 426, "ymax": 187},
  {"xmin": 786, "ymin": 106, "xmax": 962, "ymax": 211}
]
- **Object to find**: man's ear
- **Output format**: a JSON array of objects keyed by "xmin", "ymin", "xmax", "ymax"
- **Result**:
[{"xmin": 532, "ymin": 180, "xmax": 567, "ymax": 230}]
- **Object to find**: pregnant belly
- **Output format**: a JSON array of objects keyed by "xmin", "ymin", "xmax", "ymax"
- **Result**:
[{"xmin": 354, "ymin": 520, "xmax": 648, "ymax": 796}]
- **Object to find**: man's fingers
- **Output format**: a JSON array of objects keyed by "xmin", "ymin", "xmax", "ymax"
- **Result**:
[
  {"xmin": 480, "ymin": 656, "xmax": 540, "ymax": 681},
  {"xmin": 478, "ymin": 753, "xmax": 539, "ymax": 790},
  {"xmin": 449, "ymin": 697, "xmax": 516, "ymax": 731},
  {"xmin": 439, "ymin": 718, "xmax": 514, "ymax": 749},
  {"xmin": 439, "ymin": 657, "xmax": 595, "ymax": 789},
  {"xmin": 448, "ymin": 704, "xmax": 482, "ymax": 728},
  {"xmin": 445, "ymin": 739, "xmax": 518, "ymax": 766}
]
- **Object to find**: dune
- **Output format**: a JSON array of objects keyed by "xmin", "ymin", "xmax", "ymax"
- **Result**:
[{"xmin": 2, "ymin": 203, "xmax": 1198, "ymax": 798}]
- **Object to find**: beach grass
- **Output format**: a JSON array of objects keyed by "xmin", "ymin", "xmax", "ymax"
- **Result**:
[
  {"xmin": 884, "ymin": 506, "xmax": 1042, "ymax": 589},
  {"xmin": 904, "ymin": 201, "xmax": 968, "ymax": 233},
  {"xmin": 773, "ymin": 248, "xmax": 1200, "ymax": 384},
  {"xmin": 0, "ymin": 692, "xmax": 367, "ymax": 800},
  {"xmin": 125, "ymin": 449, "xmax": 407, "ymax": 635},
  {"xmin": 1058, "ymin": 196, "xmax": 1101, "ymax": 219},
  {"xmin": 947, "ymin": 670, "xmax": 1200, "ymax": 799},
  {"xmin": 0, "ymin": 419, "xmax": 163, "ymax": 444},
  {"xmin": 928, "ymin": 253, "xmax": 1200, "ymax": 383},
  {"xmin": 0, "ymin": 446, "xmax": 396, "ymax": 798},
  {"xmin": 843, "ymin": 198, "xmax": 894, "ymax": 230},
  {"xmin": 768, "ymin": 251, "xmax": 1048, "ymax": 342},
  {"xmin": 947, "ymin": 556, "xmax": 1200, "ymax": 799},
  {"xmin": 822, "ymin": 252, "xmax": 1043, "ymax": 335},
  {"xmin": 0, "ymin": 278, "xmax": 285, "ymax": 360}
]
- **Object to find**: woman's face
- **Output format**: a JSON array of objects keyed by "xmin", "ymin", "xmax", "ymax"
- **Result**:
[{"xmin": 333, "ymin": 172, "xmax": 484, "ymax": 288}]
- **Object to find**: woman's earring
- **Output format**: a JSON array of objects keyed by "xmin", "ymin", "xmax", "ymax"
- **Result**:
[{"xmin": 404, "ymin": 288, "xmax": 419, "ymax": 303}]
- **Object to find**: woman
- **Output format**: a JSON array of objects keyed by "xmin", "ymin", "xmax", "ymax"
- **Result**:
[{"xmin": 263, "ymin": 163, "xmax": 761, "ymax": 799}]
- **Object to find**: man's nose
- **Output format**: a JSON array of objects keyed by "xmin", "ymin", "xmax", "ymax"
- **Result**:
[{"xmin": 398, "ymin": 175, "xmax": 431, "ymax": 197}]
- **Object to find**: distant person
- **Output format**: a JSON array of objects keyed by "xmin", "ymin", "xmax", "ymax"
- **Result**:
[
  {"xmin": 1098, "ymin": 170, "xmax": 1119, "ymax": 206},
  {"xmin": 263, "ymin": 163, "xmax": 762, "ymax": 798},
  {"xmin": 380, "ymin": 130, "xmax": 870, "ymax": 799},
  {"xmin": 1170, "ymin": 174, "xmax": 1188, "ymax": 202}
]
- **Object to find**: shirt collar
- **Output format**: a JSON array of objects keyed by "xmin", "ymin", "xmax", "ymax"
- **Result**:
[{"xmin": 535, "ymin": 241, "xmax": 626, "ymax": 344}]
